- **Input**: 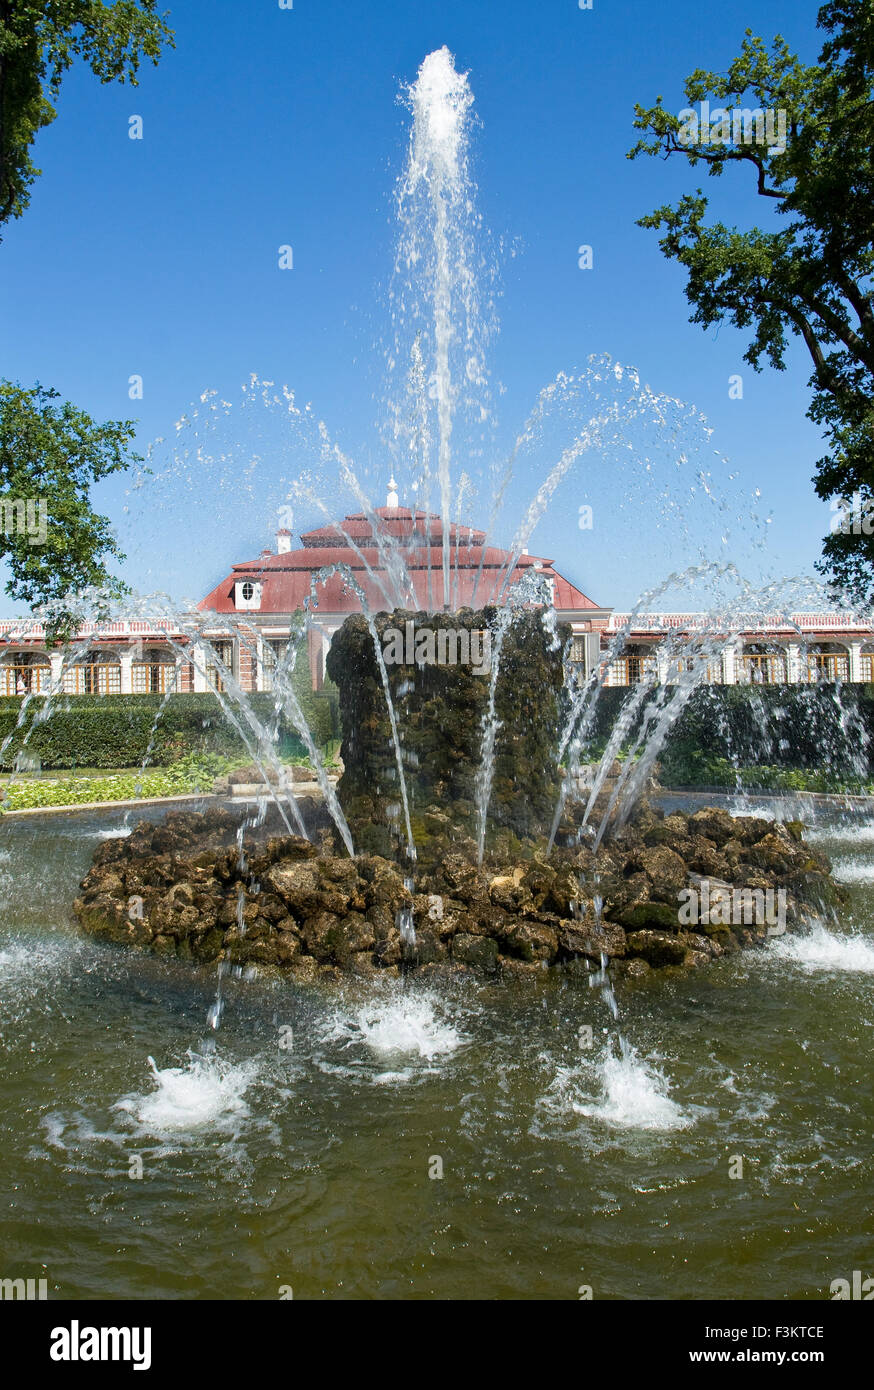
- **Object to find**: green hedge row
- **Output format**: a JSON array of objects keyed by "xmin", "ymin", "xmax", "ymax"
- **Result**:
[
  {"xmin": 0, "ymin": 682, "xmax": 339, "ymax": 771},
  {"xmin": 571, "ymin": 682, "xmax": 874, "ymax": 785},
  {"xmin": 6, "ymin": 674, "xmax": 867, "ymax": 783}
]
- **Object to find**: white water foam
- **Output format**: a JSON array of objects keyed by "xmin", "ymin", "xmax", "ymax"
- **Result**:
[
  {"xmin": 356, "ymin": 997, "xmax": 461, "ymax": 1059},
  {"xmin": 831, "ymin": 858, "xmax": 874, "ymax": 884},
  {"xmin": 541, "ymin": 1047, "xmax": 692, "ymax": 1133},
  {"xmin": 807, "ymin": 821, "xmax": 874, "ymax": 846},
  {"xmin": 576, "ymin": 1048, "xmax": 692, "ymax": 1131},
  {"xmin": 768, "ymin": 925, "xmax": 874, "ymax": 974},
  {"xmin": 0, "ymin": 933, "xmax": 83, "ymax": 995},
  {"xmin": 726, "ymin": 803, "xmax": 776, "ymax": 821},
  {"xmin": 323, "ymin": 989, "xmax": 464, "ymax": 1066},
  {"xmin": 0, "ymin": 940, "xmax": 34, "ymax": 975},
  {"xmin": 115, "ymin": 1051, "xmax": 258, "ymax": 1136}
]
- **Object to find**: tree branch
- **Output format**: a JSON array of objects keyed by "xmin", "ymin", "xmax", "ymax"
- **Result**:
[
  {"xmin": 804, "ymin": 290, "xmax": 874, "ymax": 366},
  {"xmin": 660, "ymin": 131, "xmax": 788, "ymax": 198},
  {"xmin": 831, "ymin": 266, "xmax": 874, "ymax": 335}
]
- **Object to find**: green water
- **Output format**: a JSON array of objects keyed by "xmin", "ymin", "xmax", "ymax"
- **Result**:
[{"xmin": 1, "ymin": 802, "xmax": 872, "ymax": 1300}]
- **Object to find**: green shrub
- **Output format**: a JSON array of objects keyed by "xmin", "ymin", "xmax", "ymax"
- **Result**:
[
  {"xmin": 0, "ymin": 680, "xmax": 339, "ymax": 771},
  {"xmin": 662, "ymin": 755, "xmax": 874, "ymax": 794},
  {"xmin": 570, "ymin": 682, "xmax": 874, "ymax": 791}
]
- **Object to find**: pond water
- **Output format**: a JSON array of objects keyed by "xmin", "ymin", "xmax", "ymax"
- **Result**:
[{"xmin": 0, "ymin": 800, "xmax": 872, "ymax": 1300}]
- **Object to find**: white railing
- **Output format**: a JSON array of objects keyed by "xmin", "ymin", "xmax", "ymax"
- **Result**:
[
  {"xmin": 608, "ymin": 611, "xmax": 868, "ymax": 634},
  {"xmin": 0, "ymin": 618, "xmax": 237, "ymax": 643},
  {"xmin": 0, "ymin": 617, "xmax": 189, "ymax": 639}
]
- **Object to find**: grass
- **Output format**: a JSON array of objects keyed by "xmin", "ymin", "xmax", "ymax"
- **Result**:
[
  {"xmin": 0, "ymin": 754, "xmax": 235, "ymax": 812},
  {"xmin": 0, "ymin": 747, "xmax": 342, "ymax": 812},
  {"xmin": 1, "ymin": 766, "xmax": 142, "ymax": 782}
]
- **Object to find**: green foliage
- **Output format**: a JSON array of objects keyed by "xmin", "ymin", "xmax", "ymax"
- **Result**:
[
  {"xmin": 663, "ymin": 682, "xmax": 872, "ymax": 773},
  {"xmin": 0, "ymin": 6, "xmax": 173, "ymax": 613},
  {"xmin": 665, "ymin": 754, "xmax": 874, "ymax": 795},
  {"xmin": 0, "ymin": 689, "xmax": 339, "ymax": 770},
  {"xmin": 1, "ymin": 752, "xmax": 232, "ymax": 811},
  {"xmin": 628, "ymin": 1, "xmax": 874, "ymax": 599},
  {"xmin": 574, "ymin": 682, "xmax": 874, "ymax": 790},
  {"xmin": 0, "ymin": 0, "xmax": 174, "ymax": 231},
  {"xmin": 0, "ymin": 380, "xmax": 141, "ymax": 618}
]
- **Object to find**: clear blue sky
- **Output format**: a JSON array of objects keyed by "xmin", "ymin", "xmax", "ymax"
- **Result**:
[{"xmin": 0, "ymin": 0, "xmax": 835, "ymax": 614}]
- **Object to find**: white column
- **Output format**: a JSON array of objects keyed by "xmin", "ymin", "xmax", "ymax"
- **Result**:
[
  {"xmin": 119, "ymin": 648, "xmax": 133, "ymax": 694},
  {"xmin": 192, "ymin": 642, "xmax": 209, "ymax": 693},
  {"xmin": 722, "ymin": 639, "xmax": 741, "ymax": 685},
  {"xmin": 849, "ymin": 641, "xmax": 862, "ymax": 683},
  {"xmin": 49, "ymin": 651, "xmax": 65, "ymax": 691},
  {"xmin": 786, "ymin": 642, "xmax": 802, "ymax": 684}
]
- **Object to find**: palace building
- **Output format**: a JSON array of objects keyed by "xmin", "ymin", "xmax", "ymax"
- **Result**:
[{"xmin": 1, "ymin": 486, "xmax": 872, "ymax": 695}]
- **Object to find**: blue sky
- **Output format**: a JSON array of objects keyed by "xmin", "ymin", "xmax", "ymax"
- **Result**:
[{"xmin": 0, "ymin": 0, "xmax": 835, "ymax": 613}]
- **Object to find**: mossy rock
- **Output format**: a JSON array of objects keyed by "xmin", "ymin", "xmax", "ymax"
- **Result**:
[
  {"xmin": 327, "ymin": 608, "xmax": 568, "ymax": 845},
  {"xmin": 452, "ymin": 933, "xmax": 499, "ymax": 971},
  {"xmin": 625, "ymin": 930, "xmax": 686, "ymax": 967},
  {"xmin": 617, "ymin": 901, "xmax": 680, "ymax": 931}
]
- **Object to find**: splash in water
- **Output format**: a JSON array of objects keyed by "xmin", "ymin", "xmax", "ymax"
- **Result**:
[
  {"xmin": 323, "ymin": 987, "xmax": 464, "ymax": 1064},
  {"xmin": 767, "ymin": 925, "xmax": 874, "ymax": 974},
  {"xmin": 115, "ymin": 1052, "xmax": 258, "ymax": 1136}
]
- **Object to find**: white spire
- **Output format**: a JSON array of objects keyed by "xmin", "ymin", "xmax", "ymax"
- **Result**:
[{"xmin": 387, "ymin": 476, "xmax": 399, "ymax": 508}]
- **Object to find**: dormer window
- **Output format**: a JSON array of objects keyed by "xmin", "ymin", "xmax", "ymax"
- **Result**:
[{"xmin": 235, "ymin": 580, "xmax": 262, "ymax": 610}]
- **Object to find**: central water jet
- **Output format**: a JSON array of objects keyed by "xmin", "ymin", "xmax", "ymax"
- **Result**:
[{"xmin": 397, "ymin": 47, "xmax": 478, "ymax": 610}]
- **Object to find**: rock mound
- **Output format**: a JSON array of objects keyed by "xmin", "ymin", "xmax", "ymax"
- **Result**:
[{"xmin": 73, "ymin": 801, "xmax": 843, "ymax": 981}]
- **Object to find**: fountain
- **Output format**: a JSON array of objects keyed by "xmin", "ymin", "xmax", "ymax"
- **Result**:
[
  {"xmin": 3, "ymin": 45, "xmax": 856, "ymax": 987},
  {"xmin": 6, "ymin": 39, "xmax": 874, "ymax": 1314}
]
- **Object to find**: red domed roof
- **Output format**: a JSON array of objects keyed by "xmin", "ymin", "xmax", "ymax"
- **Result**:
[{"xmin": 198, "ymin": 508, "xmax": 601, "ymax": 616}]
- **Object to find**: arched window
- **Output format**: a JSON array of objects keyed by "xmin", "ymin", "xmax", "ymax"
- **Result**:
[
  {"xmin": 0, "ymin": 650, "xmax": 51, "ymax": 696},
  {"xmin": 64, "ymin": 650, "xmax": 122, "ymax": 696},
  {"xmin": 132, "ymin": 646, "xmax": 177, "ymax": 694},
  {"xmin": 806, "ymin": 643, "xmax": 849, "ymax": 683}
]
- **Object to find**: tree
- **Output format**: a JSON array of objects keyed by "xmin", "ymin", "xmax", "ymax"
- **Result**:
[
  {"xmin": 628, "ymin": 0, "xmax": 874, "ymax": 601},
  {"xmin": 0, "ymin": 5, "xmax": 172, "ymax": 626},
  {"xmin": 0, "ymin": 380, "xmax": 138, "ymax": 621},
  {"xmin": 0, "ymin": 0, "xmax": 174, "ymax": 233}
]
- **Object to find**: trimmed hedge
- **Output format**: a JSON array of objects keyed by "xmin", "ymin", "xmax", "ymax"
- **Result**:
[
  {"xmin": 670, "ymin": 757, "xmax": 874, "ymax": 794},
  {"xmin": 7, "ymin": 672, "xmax": 866, "ymax": 785},
  {"xmin": 0, "ymin": 679, "xmax": 339, "ymax": 771},
  {"xmin": 571, "ymin": 682, "xmax": 874, "ymax": 786}
]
